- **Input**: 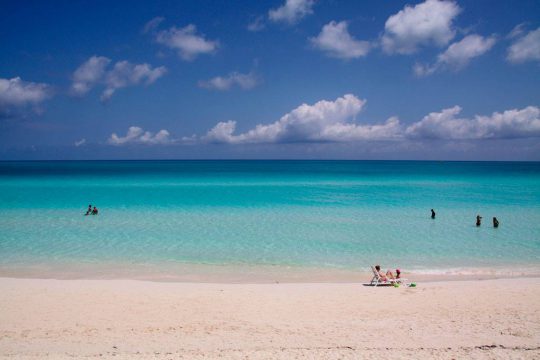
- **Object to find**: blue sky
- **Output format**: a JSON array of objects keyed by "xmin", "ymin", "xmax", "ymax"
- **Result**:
[{"xmin": 1, "ymin": 0, "xmax": 539, "ymax": 160}]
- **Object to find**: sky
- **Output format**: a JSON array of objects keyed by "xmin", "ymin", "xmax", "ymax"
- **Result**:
[{"xmin": 1, "ymin": 0, "xmax": 539, "ymax": 160}]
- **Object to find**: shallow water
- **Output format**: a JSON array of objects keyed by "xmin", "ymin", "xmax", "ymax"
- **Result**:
[{"xmin": 0, "ymin": 160, "xmax": 539, "ymax": 280}]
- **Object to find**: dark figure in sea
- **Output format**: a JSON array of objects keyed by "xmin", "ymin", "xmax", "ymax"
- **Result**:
[
  {"xmin": 431, "ymin": 209, "xmax": 436, "ymax": 219},
  {"xmin": 92, "ymin": 206, "xmax": 99, "ymax": 215},
  {"xmin": 85, "ymin": 204, "xmax": 92, "ymax": 216},
  {"xmin": 476, "ymin": 215, "xmax": 482, "ymax": 227},
  {"xmin": 493, "ymin": 217, "xmax": 499, "ymax": 228}
]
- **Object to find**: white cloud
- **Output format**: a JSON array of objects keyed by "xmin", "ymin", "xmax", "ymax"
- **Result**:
[
  {"xmin": 507, "ymin": 23, "xmax": 527, "ymax": 39},
  {"xmin": 247, "ymin": 16, "xmax": 265, "ymax": 32},
  {"xmin": 310, "ymin": 21, "xmax": 371, "ymax": 59},
  {"xmin": 0, "ymin": 77, "xmax": 53, "ymax": 107},
  {"xmin": 70, "ymin": 56, "xmax": 166, "ymax": 101},
  {"xmin": 71, "ymin": 56, "xmax": 111, "ymax": 96},
  {"xmin": 142, "ymin": 16, "xmax": 164, "ymax": 34},
  {"xmin": 507, "ymin": 27, "xmax": 540, "ymax": 63},
  {"xmin": 101, "ymin": 61, "xmax": 167, "ymax": 101},
  {"xmin": 155, "ymin": 24, "xmax": 218, "ymax": 61},
  {"xmin": 414, "ymin": 34, "xmax": 496, "ymax": 76},
  {"xmin": 203, "ymin": 94, "xmax": 402, "ymax": 144},
  {"xmin": 74, "ymin": 138, "xmax": 86, "ymax": 147},
  {"xmin": 268, "ymin": 0, "xmax": 315, "ymax": 24},
  {"xmin": 108, "ymin": 126, "xmax": 172, "ymax": 145},
  {"xmin": 382, "ymin": 0, "xmax": 461, "ymax": 54},
  {"xmin": 198, "ymin": 72, "xmax": 259, "ymax": 91},
  {"xmin": 405, "ymin": 105, "xmax": 540, "ymax": 139},
  {"xmin": 201, "ymin": 96, "xmax": 540, "ymax": 144},
  {"xmin": 0, "ymin": 77, "xmax": 53, "ymax": 117}
]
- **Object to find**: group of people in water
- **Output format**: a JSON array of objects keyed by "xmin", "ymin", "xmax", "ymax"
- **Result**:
[
  {"xmin": 476, "ymin": 215, "xmax": 499, "ymax": 228},
  {"xmin": 84, "ymin": 204, "xmax": 98, "ymax": 216},
  {"xmin": 431, "ymin": 209, "xmax": 499, "ymax": 228}
]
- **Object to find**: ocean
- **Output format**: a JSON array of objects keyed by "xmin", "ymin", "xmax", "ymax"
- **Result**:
[{"xmin": 0, "ymin": 160, "xmax": 539, "ymax": 281}]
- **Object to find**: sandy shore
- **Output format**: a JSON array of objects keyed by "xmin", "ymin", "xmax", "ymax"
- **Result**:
[{"xmin": 1, "ymin": 277, "xmax": 539, "ymax": 359}]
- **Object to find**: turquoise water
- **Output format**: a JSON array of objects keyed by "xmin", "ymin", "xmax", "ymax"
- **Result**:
[{"xmin": 0, "ymin": 160, "xmax": 539, "ymax": 279}]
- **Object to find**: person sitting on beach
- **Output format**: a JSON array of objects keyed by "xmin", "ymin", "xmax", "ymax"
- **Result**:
[
  {"xmin": 493, "ymin": 217, "xmax": 499, "ymax": 228},
  {"xmin": 431, "ymin": 209, "xmax": 436, "ymax": 219},
  {"xmin": 476, "ymin": 215, "xmax": 482, "ymax": 227},
  {"xmin": 91, "ymin": 206, "xmax": 98, "ymax": 215},
  {"xmin": 375, "ymin": 265, "xmax": 398, "ymax": 281},
  {"xmin": 85, "ymin": 204, "xmax": 92, "ymax": 216}
]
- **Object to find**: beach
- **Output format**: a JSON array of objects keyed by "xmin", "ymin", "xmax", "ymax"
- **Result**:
[
  {"xmin": 1, "ymin": 277, "xmax": 539, "ymax": 359},
  {"xmin": 1, "ymin": 161, "xmax": 539, "ymax": 358}
]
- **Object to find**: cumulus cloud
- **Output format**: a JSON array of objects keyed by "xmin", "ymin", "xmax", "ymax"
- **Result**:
[
  {"xmin": 382, "ymin": 0, "xmax": 461, "ymax": 54},
  {"xmin": 70, "ymin": 56, "xmax": 166, "ymax": 101},
  {"xmin": 108, "ymin": 126, "xmax": 172, "ymax": 145},
  {"xmin": 101, "ymin": 61, "xmax": 167, "ymax": 101},
  {"xmin": 155, "ymin": 24, "xmax": 218, "ymax": 61},
  {"xmin": 0, "ymin": 77, "xmax": 53, "ymax": 107},
  {"xmin": 203, "ymin": 94, "xmax": 402, "ymax": 144},
  {"xmin": 70, "ymin": 56, "xmax": 111, "ymax": 96},
  {"xmin": 414, "ymin": 34, "xmax": 496, "ymax": 76},
  {"xmin": 310, "ymin": 21, "xmax": 371, "ymax": 59},
  {"xmin": 0, "ymin": 77, "xmax": 53, "ymax": 117},
  {"xmin": 142, "ymin": 16, "xmax": 164, "ymax": 34},
  {"xmin": 268, "ymin": 0, "xmax": 315, "ymax": 24},
  {"xmin": 507, "ymin": 27, "xmax": 540, "ymax": 63},
  {"xmin": 405, "ymin": 105, "xmax": 540, "ymax": 139},
  {"xmin": 201, "ymin": 95, "xmax": 540, "ymax": 145},
  {"xmin": 198, "ymin": 72, "xmax": 259, "ymax": 91}
]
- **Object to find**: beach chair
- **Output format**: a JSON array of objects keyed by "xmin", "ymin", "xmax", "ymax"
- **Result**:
[{"xmin": 368, "ymin": 266, "xmax": 408, "ymax": 287}]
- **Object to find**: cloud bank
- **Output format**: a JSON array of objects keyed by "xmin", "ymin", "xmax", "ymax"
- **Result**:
[
  {"xmin": 203, "ymin": 94, "xmax": 401, "ymax": 144},
  {"xmin": 310, "ymin": 21, "xmax": 371, "ymax": 59},
  {"xmin": 405, "ymin": 105, "xmax": 540, "ymax": 139},
  {"xmin": 382, "ymin": 0, "xmax": 461, "ymax": 54},
  {"xmin": 71, "ymin": 56, "xmax": 166, "ymax": 101},
  {"xmin": 202, "ymin": 95, "xmax": 540, "ymax": 144},
  {"xmin": 104, "ymin": 95, "xmax": 540, "ymax": 146}
]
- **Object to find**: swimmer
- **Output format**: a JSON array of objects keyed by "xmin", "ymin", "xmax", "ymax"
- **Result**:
[
  {"xmin": 476, "ymin": 215, "xmax": 482, "ymax": 227},
  {"xmin": 85, "ymin": 204, "xmax": 92, "ymax": 216},
  {"xmin": 431, "ymin": 209, "xmax": 436, "ymax": 219},
  {"xmin": 493, "ymin": 217, "xmax": 499, "ymax": 228},
  {"xmin": 91, "ymin": 206, "xmax": 98, "ymax": 215}
]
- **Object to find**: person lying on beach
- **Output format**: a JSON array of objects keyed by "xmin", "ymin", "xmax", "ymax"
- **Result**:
[{"xmin": 85, "ymin": 204, "xmax": 92, "ymax": 216}]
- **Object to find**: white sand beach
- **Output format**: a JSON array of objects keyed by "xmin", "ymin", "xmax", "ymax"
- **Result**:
[{"xmin": 0, "ymin": 277, "xmax": 539, "ymax": 359}]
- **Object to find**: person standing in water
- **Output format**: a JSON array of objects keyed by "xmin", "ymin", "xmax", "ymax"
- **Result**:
[
  {"xmin": 476, "ymin": 215, "xmax": 482, "ymax": 227},
  {"xmin": 85, "ymin": 204, "xmax": 92, "ymax": 216},
  {"xmin": 431, "ymin": 209, "xmax": 436, "ymax": 219},
  {"xmin": 493, "ymin": 217, "xmax": 499, "ymax": 228},
  {"xmin": 92, "ymin": 206, "xmax": 99, "ymax": 215}
]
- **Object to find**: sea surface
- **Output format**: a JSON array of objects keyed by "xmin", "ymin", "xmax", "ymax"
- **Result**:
[{"xmin": 0, "ymin": 160, "xmax": 539, "ymax": 281}]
